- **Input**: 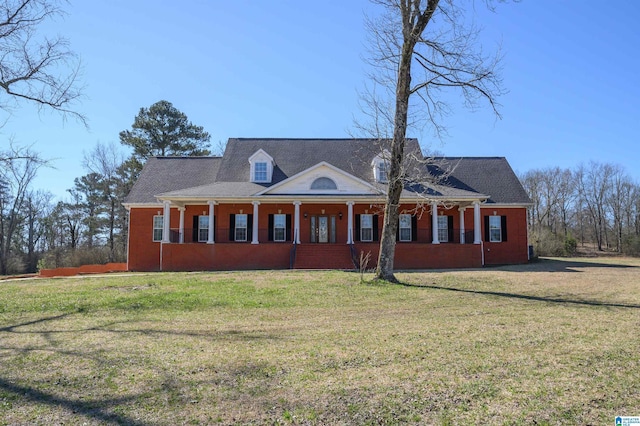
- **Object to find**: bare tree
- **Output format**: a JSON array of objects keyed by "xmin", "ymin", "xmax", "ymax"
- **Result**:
[
  {"xmin": 0, "ymin": 145, "xmax": 44, "ymax": 274},
  {"xmin": 22, "ymin": 189, "xmax": 52, "ymax": 271},
  {"xmin": 0, "ymin": 0, "xmax": 83, "ymax": 123},
  {"xmin": 576, "ymin": 162, "xmax": 615, "ymax": 251},
  {"xmin": 363, "ymin": 0, "xmax": 505, "ymax": 281},
  {"xmin": 82, "ymin": 141, "xmax": 127, "ymax": 261}
]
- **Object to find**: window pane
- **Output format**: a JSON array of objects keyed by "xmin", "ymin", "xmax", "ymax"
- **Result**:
[
  {"xmin": 438, "ymin": 216, "xmax": 448, "ymax": 242},
  {"xmin": 199, "ymin": 216, "xmax": 209, "ymax": 229},
  {"xmin": 254, "ymin": 162, "xmax": 267, "ymax": 181},
  {"xmin": 153, "ymin": 215, "xmax": 163, "ymax": 241},
  {"xmin": 399, "ymin": 214, "xmax": 411, "ymax": 242},
  {"xmin": 235, "ymin": 214, "xmax": 247, "ymax": 241},
  {"xmin": 153, "ymin": 216, "xmax": 163, "ymax": 228},
  {"xmin": 274, "ymin": 214, "xmax": 286, "ymax": 241},
  {"xmin": 489, "ymin": 216, "xmax": 502, "ymax": 242},
  {"xmin": 361, "ymin": 214, "xmax": 373, "ymax": 241},
  {"xmin": 236, "ymin": 214, "xmax": 247, "ymax": 227},
  {"xmin": 235, "ymin": 228, "xmax": 247, "ymax": 241},
  {"xmin": 378, "ymin": 162, "xmax": 387, "ymax": 182}
]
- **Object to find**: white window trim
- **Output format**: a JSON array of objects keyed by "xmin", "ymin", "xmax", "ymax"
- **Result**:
[
  {"xmin": 438, "ymin": 216, "xmax": 449, "ymax": 243},
  {"xmin": 361, "ymin": 214, "xmax": 373, "ymax": 242},
  {"xmin": 253, "ymin": 162, "xmax": 268, "ymax": 182},
  {"xmin": 399, "ymin": 214, "xmax": 412, "ymax": 242},
  {"xmin": 235, "ymin": 214, "xmax": 248, "ymax": 242},
  {"xmin": 153, "ymin": 215, "xmax": 163, "ymax": 242},
  {"xmin": 249, "ymin": 149, "xmax": 274, "ymax": 183},
  {"xmin": 198, "ymin": 215, "xmax": 209, "ymax": 242},
  {"xmin": 489, "ymin": 216, "xmax": 502, "ymax": 242},
  {"xmin": 273, "ymin": 213, "xmax": 286, "ymax": 242},
  {"xmin": 378, "ymin": 162, "xmax": 388, "ymax": 183},
  {"xmin": 371, "ymin": 150, "xmax": 391, "ymax": 183}
]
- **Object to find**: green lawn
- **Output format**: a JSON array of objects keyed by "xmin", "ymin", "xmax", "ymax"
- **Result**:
[{"xmin": 1, "ymin": 257, "xmax": 639, "ymax": 425}]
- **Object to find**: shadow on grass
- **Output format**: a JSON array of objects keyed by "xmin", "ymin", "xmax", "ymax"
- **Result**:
[
  {"xmin": 0, "ymin": 377, "xmax": 147, "ymax": 426},
  {"xmin": 0, "ymin": 313, "xmax": 73, "ymax": 332},
  {"xmin": 0, "ymin": 314, "xmax": 284, "ymax": 342},
  {"xmin": 490, "ymin": 257, "xmax": 639, "ymax": 273},
  {"xmin": 395, "ymin": 281, "xmax": 640, "ymax": 309}
]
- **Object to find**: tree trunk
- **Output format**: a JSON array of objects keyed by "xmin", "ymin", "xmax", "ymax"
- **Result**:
[{"xmin": 375, "ymin": 38, "xmax": 414, "ymax": 282}]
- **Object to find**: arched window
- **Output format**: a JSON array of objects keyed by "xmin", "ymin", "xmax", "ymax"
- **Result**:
[{"xmin": 310, "ymin": 177, "xmax": 337, "ymax": 190}]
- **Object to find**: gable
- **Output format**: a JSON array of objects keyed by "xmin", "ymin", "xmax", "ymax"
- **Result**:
[{"xmin": 259, "ymin": 162, "xmax": 382, "ymax": 195}]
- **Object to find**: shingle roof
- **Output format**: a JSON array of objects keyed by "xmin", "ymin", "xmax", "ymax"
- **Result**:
[
  {"xmin": 429, "ymin": 157, "xmax": 532, "ymax": 204},
  {"xmin": 123, "ymin": 139, "xmax": 531, "ymax": 205},
  {"xmin": 216, "ymin": 138, "xmax": 423, "ymax": 184},
  {"xmin": 124, "ymin": 157, "xmax": 221, "ymax": 204}
]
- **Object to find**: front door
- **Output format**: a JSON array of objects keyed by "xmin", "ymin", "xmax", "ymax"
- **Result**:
[{"xmin": 310, "ymin": 215, "xmax": 336, "ymax": 243}]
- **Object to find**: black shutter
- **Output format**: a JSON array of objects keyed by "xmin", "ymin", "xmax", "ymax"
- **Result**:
[
  {"xmin": 501, "ymin": 215, "xmax": 508, "ymax": 242},
  {"xmin": 268, "ymin": 214, "xmax": 274, "ymax": 241},
  {"xmin": 412, "ymin": 215, "xmax": 418, "ymax": 242},
  {"xmin": 286, "ymin": 214, "xmax": 292, "ymax": 241},
  {"xmin": 484, "ymin": 216, "xmax": 490, "ymax": 242},
  {"xmin": 229, "ymin": 214, "xmax": 236, "ymax": 241},
  {"xmin": 247, "ymin": 214, "xmax": 253, "ymax": 241},
  {"xmin": 355, "ymin": 214, "xmax": 361, "ymax": 242},
  {"xmin": 373, "ymin": 215, "xmax": 379, "ymax": 241},
  {"xmin": 447, "ymin": 216, "xmax": 454, "ymax": 243},
  {"xmin": 192, "ymin": 216, "xmax": 199, "ymax": 243}
]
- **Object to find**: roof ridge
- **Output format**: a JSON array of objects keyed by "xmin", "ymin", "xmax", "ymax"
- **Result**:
[
  {"xmin": 229, "ymin": 137, "xmax": 419, "ymax": 142},
  {"xmin": 154, "ymin": 156, "xmax": 222, "ymax": 159}
]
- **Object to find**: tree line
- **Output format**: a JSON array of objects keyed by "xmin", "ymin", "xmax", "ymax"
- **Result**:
[
  {"xmin": 520, "ymin": 163, "xmax": 640, "ymax": 257},
  {"xmin": 0, "ymin": 100, "xmax": 211, "ymax": 275}
]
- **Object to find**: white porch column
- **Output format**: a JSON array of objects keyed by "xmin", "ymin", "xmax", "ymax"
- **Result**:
[
  {"xmin": 431, "ymin": 202, "xmax": 440, "ymax": 244},
  {"xmin": 346, "ymin": 201, "xmax": 355, "ymax": 244},
  {"xmin": 473, "ymin": 201, "xmax": 482, "ymax": 244},
  {"xmin": 162, "ymin": 200, "xmax": 171, "ymax": 243},
  {"xmin": 207, "ymin": 201, "xmax": 216, "ymax": 244},
  {"xmin": 459, "ymin": 207, "xmax": 466, "ymax": 244},
  {"xmin": 251, "ymin": 201, "xmax": 260, "ymax": 244},
  {"xmin": 293, "ymin": 201, "xmax": 301, "ymax": 244},
  {"xmin": 178, "ymin": 207, "xmax": 185, "ymax": 243}
]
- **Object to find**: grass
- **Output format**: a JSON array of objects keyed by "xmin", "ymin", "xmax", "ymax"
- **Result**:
[{"xmin": 1, "ymin": 257, "xmax": 639, "ymax": 425}]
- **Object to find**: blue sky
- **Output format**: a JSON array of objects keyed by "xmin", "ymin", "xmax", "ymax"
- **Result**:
[{"xmin": 3, "ymin": 1, "xmax": 639, "ymax": 200}]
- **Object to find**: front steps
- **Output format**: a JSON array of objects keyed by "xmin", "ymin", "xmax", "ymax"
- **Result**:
[{"xmin": 292, "ymin": 244, "xmax": 355, "ymax": 270}]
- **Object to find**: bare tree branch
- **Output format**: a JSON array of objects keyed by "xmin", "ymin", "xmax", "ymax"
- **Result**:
[{"xmin": 0, "ymin": 0, "xmax": 84, "ymax": 125}]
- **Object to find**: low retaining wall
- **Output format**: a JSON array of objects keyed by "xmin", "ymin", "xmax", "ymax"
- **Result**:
[{"xmin": 39, "ymin": 263, "xmax": 128, "ymax": 278}]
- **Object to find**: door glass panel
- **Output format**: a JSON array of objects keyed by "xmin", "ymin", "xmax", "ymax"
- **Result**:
[
  {"xmin": 318, "ymin": 216, "xmax": 329, "ymax": 243},
  {"xmin": 330, "ymin": 216, "xmax": 336, "ymax": 243},
  {"xmin": 310, "ymin": 216, "xmax": 316, "ymax": 243}
]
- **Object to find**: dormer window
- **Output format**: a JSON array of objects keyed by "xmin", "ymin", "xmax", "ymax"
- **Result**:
[
  {"xmin": 249, "ymin": 149, "xmax": 274, "ymax": 183},
  {"xmin": 372, "ymin": 150, "xmax": 390, "ymax": 183},
  {"xmin": 378, "ymin": 162, "xmax": 388, "ymax": 183},
  {"xmin": 254, "ymin": 162, "xmax": 267, "ymax": 182}
]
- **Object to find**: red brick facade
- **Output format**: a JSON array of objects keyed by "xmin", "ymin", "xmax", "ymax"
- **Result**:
[{"xmin": 127, "ymin": 203, "xmax": 528, "ymax": 271}]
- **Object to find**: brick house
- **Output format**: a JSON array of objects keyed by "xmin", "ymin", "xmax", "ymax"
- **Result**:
[{"xmin": 123, "ymin": 138, "xmax": 531, "ymax": 271}]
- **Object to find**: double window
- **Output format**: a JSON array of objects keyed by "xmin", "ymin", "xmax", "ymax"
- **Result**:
[{"xmin": 152, "ymin": 215, "xmax": 163, "ymax": 242}]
